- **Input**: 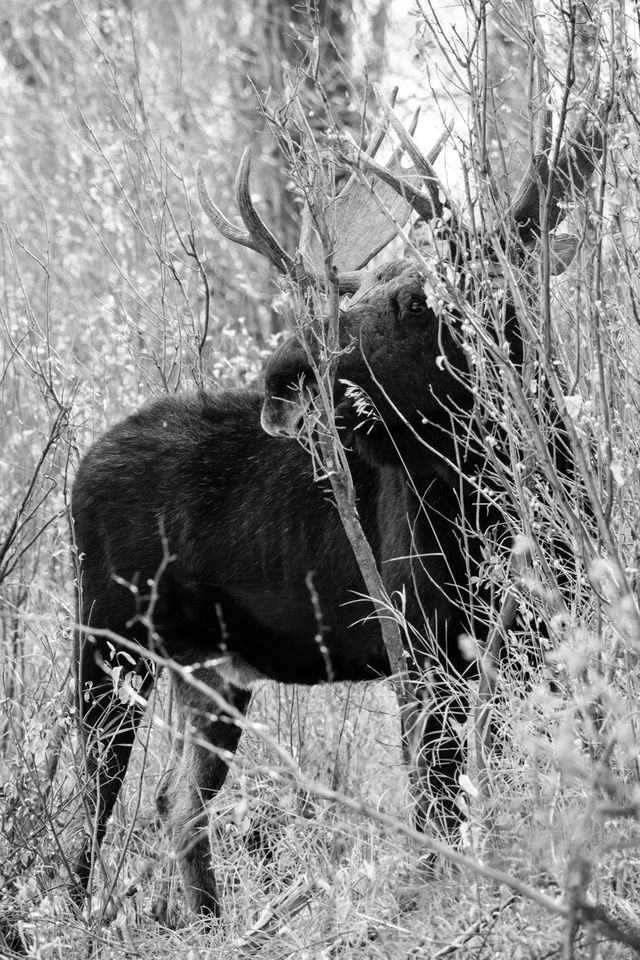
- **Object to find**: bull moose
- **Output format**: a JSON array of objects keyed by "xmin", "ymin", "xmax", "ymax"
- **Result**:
[{"xmin": 71, "ymin": 85, "xmax": 602, "ymax": 919}]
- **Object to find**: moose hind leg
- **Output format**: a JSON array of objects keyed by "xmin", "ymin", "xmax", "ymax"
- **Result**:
[
  {"xmin": 73, "ymin": 635, "xmax": 156, "ymax": 904},
  {"xmin": 156, "ymin": 669, "xmax": 250, "ymax": 918}
]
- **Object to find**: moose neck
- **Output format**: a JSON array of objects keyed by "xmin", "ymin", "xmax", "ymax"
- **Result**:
[
  {"xmin": 352, "ymin": 403, "xmax": 480, "ymax": 488},
  {"xmin": 369, "ymin": 438, "xmax": 485, "ymax": 655}
]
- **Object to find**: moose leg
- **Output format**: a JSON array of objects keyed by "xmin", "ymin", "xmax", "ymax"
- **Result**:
[
  {"xmin": 402, "ymin": 671, "xmax": 468, "ymax": 840},
  {"xmin": 155, "ymin": 669, "xmax": 250, "ymax": 918},
  {"xmin": 73, "ymin": 633, "xmax": 156, "ymax": 904}
]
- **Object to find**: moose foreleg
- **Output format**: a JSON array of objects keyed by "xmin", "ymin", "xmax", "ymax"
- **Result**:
[
  {"xmin": 73, "ymin": 641, "xmax": 156, "ymax": 906},
  {"xmin": 402, "ymin": 678, "xmax": 468, "ymax": 841},
  {"xmin": 155, "ymin": 669, "xmax": 250, "ymax": 919}
]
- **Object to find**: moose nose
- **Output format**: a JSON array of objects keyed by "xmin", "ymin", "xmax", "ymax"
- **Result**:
[{"xmin": 260, "ymin": 401, "xmax": 304, "ymax": 438}]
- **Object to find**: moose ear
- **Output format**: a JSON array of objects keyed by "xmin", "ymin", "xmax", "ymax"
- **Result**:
[{"xmin": 549, "ymin": 234, "xmax": 580, "ymax": 275}]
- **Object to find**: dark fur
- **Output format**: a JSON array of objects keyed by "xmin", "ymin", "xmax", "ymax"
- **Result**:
[{"xmin": 72, "ymin": 259, "xmax": 534, "ymax": 917}]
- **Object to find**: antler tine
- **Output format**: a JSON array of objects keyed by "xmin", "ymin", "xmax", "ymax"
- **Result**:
[
  {"xmin": 336, "ymin": 102, "xmax": 421, "ymax": 204},
  {"xmin": 365, "ymin": 85, "xmax": 400, "ymax": 161},
  {"xmin": 511, "ymin": 94, "xmax": 605, "ymax": 240},
  {"xmin": 235, "ymin": 151, "xmax": 365, "ymax": 293},
  {"xmin": 551, "ymin": 100, "xmax": 606, "ymax": 229},
  {"xmin": 509, "ymin": 24, "xmax": 553, "ymax": 237},
  {"xmin": 347, "ymin": 131, "xmax": 446, "ymax": 223},
  {"xmin": 407, "ymin": 107, "xmax": 420, "ymax": 139},
  {"xmin": 511, "ymin": 26, "xmax": 604, "ymax": 241},
  {"xmin": 534, "ymin": 28, "xmax": 552, "ymax": 156},
  {"xmin": 197, "ymin": 162, "xmax": 257, "ymax": 250},
  {"xmin": 373, "ymin": 83, "xmax": 453, "ymax": 222},
  {"xmin": 199, "ymin": 145, "xmax": 365, "ymax": 292},
  {"xmin": 366, "ymin": 97, "xmax": 420, "ymax": 163},
  {"xmin": 351, "ymin": 121, "xmax": 454, "ymax": 230},
  {"xmin": 234, "ymin": 148, "xmax": 295, "ymax": 273},
  {"xmin": 367, "ymin": 85, "xmax": 420, "ymax": 151}
]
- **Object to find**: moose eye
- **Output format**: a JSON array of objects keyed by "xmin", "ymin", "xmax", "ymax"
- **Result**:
[{"xmin": 407, "ymin": 298, "xmax": 426, "ymax": 315}]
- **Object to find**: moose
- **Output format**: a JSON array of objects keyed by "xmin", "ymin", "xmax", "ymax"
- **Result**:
[{"xmin": 71, "ymin": 89, "xmax": 602, "ymax": 920}]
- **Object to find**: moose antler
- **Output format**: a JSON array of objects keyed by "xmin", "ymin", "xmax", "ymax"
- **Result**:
[
  {"xmin": 196, "ymin": 150, "xmax": 294, "ymax": 273},
  {"xmin": 351, "ymin": 38, "xmax": 604, "ymax": 276},
  {"xmin": 510, "ymin": 66, "xmax": 605, "ymax": 244},
  {"xmin": 372, "ymin": 84, "xmax": 455, "ymax": 222},
  {"xmin": 197, "ymin": 90, "xmax": 449, "ymax": 292},
  {"xmin": 197, "ymin": 151, "xmax": 363, "ymax": 293},
  {"xmin": 298, "ymin": 102, "xmax": 432, "ymax": 272},
  {"xmin": 335, "ymin": 85, "xmax": 463, "ymax": 256},
  {"xmin": 339, "ymin": 123, "xmax": 453, "ymax": 226}
]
